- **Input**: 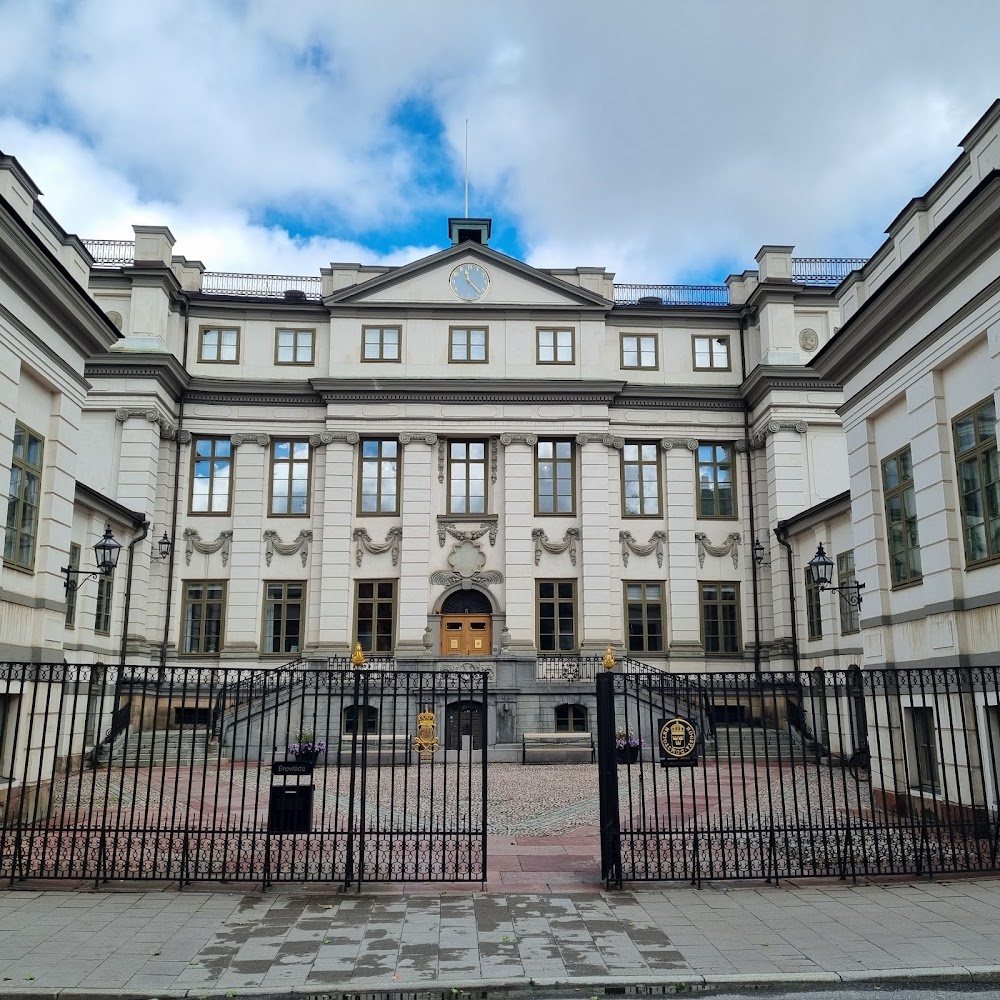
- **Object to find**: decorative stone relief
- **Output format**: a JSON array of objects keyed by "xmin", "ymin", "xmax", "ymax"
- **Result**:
[
  {"xmin": 263, "ymin": 528, "xmax": 312, "ymax": 567},
  {"xmin": 660, "ymin": 438, "xmax": 699, "ymax": 452},
  {"xmin": 490, "ymin": 438, "xmax": 498, "ymax": 484},
  {"xmin": 749, "ymin": 420, "xmax": 808, "ymax": 449},
  {"xmin": 619, "ymin": 529, "xmax": 666, "ymax": 568},
  {"xmin": 182, "ymin": 528, "xmax": 233, "ymax": 566},
  {"xmin": 352, "ymin": 526, "xmax": 402, "ymax": 567},
  {"xmin": 532, "ymin": 527, "xmax": 581, "ymax": 566},
  {"xmin": 434, "ymin": 660, "xmax": 496, "ymax": 682},
  {"xmin": 799, "ymin": 328, "xmax": 819, "ymax": 352},
  {"xmin": 499, "ymin": 433, "xmax": 538, "ymax": 446},
  {"xmin": 437, "ymin": 520, "xmax": 498, "ymax": 548},
  {"xmin": 230, "ymin": 432, "xmax": 269, "ymax": 446},
  {"xmin": 430, "ymin": 539, "xmax": 503, "ymax": 589},
  {"xmin": 106, "ymin": 310, "xmax": 123, "ymax": 330},
  {"xmin": 437, "ymin": 439, "xmax": 446, "ymax": 483},
  {"xmin": 695, "ymin": 531, "xmax": 741, "ymax": 569},
  {"xmin": 309, "ymin": 431, "xmax": 360, "ymax": 447},
  {"xmin": 115, "ymin": 406, "xmax": 180, "ymax": 440},
  {"xmin": 576, "ymin": 433, "xmax": 624, "ymax": 449},
  {"xmin": 399, "ymin": 432, "xmax": 438, "ymax": 445}
]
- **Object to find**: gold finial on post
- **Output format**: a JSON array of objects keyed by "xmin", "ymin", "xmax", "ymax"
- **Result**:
[
  {"xmin": 351, "ymin": 642, "xmax": 366, "ymax": 667},
  {"xmin": 603, "ymin": 646, "xmax": 616, "ymax": 670}
]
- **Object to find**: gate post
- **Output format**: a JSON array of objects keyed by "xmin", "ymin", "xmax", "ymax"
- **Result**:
[{"xmin": 596, "ymin": 670, "xmax": 623, "ymax": 888}]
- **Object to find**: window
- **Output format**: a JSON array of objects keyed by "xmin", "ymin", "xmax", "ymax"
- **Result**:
[
  {"xmin": 275, "ymin": 328, "xmax": 314, "ymax": 365},
  {"xmin": 535, "ymin": 439, "xmax": 575, "ymax": 515},
  {"xmin": 191, "ymin": 437, "xmax": 233, "ymax": 514},
  {"xmin": 181, "ymin": 581, "xmax": 226, "ymax": 655},
  {"xmin": 449, "ymin": 441, "xmax": 487, "ymax": 514},
  {"xmin": 344, "ymin": 704, "xmax": 379, "ymax": 734},
  {"xmin": 693, "ymin": 335, "xmax": 731, "ymax": 371},
  {"xmin": 359, "ymin": 439, "xmax": 399, "ymax": 514},
  {"xmin": 262, "ymin": 582, "xmax": 304, "ymax": 655},
  {"xmin": 625, "ymin": 582, "xmax": 664, "ymax": 653},
  {"xmin": 622, "ymin": 442, "xmax": 661, "ymax": 517},
  {"xmin": 362, "ymin": 326, "xmax": 400, "ymax": 362},
  {"xmin": 94, "ymin": 573, "xmax": 114, "ymax": 635},
  {"xmin": 805, "ymin": 569, "xmax": 822, "ymax": 641},
  {"xmin": 697, "ymin": 442, "xmax": 736, "ymax": 518},
  {"xmin": 837, "ymin": 550, "xmax": 860, "ymax": 634},
  {"xmin": 700, "ymin": 582, "xmax": 740, "ymax": 654},
  {"xmin": 449, "ymin": 326, "xmax": 488, "ymax": 363},
  {"xmin": 555, "ymin": 704, "xmax": 588, "ymax": 732},
  {"xmin": 270, "ymin": 439, "xmax": 310, "ymax": 516},
  {"xmin": 906, "ymin": 707, "xmax": 939, "ymax": 792},
  {"xmin": 882, "ymin": 446, "xmax": 921, "ymax": 586},
  {"xmin": 537, "ymin": 328, "xmax": 575, "ymax": 364},
  {"xmin": 954, "ymin": 397, "xmax": 1000, "ymax": 566},
  {"xmin": 621, "ymin": 333, "xmax": 658, "ymax": 369},
  {"xmin": 198, "ymin": 326, "xmax": 239, "ymax": 363},
  {"xmin": 356, "ymin": 580, "xmax": 395, "ymax": 653},
  {"xmin": 64, "ymin": 543, "xmax": 81, "ymax": 628},
  {"xmin": 4, "ymin": 422, "xmax": 43, "ymax": 571},
  {"xmin": 537, "ymin": 580, "xmax": 577, "ymax": 652}
]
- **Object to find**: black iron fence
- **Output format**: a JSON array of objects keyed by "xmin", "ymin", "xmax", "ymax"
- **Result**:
[
  {"xmin": 596, "ymin": 665, "xmax": 1000, "ymax": 886},
  {"xmin": 0, "ymin": 662, "xmax": 487, "ymax": 888}
]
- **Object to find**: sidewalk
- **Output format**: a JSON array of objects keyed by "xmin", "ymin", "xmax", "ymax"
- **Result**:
[{"xmin": 4, "ymin": 878, "xmax": 1000, "ymax": 996}]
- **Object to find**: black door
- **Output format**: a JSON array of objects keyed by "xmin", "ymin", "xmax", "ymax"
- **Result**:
[{"xmin": 445, "ymin": 700, "xmax": 484, "ymax": 750}]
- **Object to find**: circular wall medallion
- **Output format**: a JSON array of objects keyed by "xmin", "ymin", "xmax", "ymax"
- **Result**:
[
  {"xmin": 106, "ymin": 310, "xmax": 123, "ymax": 330},
  {"xmin": 659, "ymin": 717, "xmax": 697, "ymax": 759},
  {"xmin": 449, "ymin": 262, "xmax": 490, "ymax": 301},
  {"xmin": 799, "ymin": 328, "xmax": 819, "ymax": 352}
]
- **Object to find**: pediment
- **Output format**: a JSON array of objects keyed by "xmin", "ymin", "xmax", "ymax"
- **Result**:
[{"xmin": 325, "ymin": 244, "xmax": 611, "ymax": 310}]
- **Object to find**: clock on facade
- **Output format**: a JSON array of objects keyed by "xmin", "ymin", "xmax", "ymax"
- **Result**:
[{"xmin": 450, "ymin": 262, "xmax": 490, "ymax": 301}]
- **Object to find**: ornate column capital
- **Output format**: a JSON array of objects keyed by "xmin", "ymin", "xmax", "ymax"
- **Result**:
[
  {"xmin": 308, "ymin": 430, "xmax": 360, "ymax": 447},
  {"xmin": 499, "ymin": 433, "xmax": 538, "ymax": 447},
  {"xmin": 230, "ymin": 432, "xmax": 269, "ymax": 447},
  {"xmin": 399, "ymin": 432, "xmax": 438, "ymax": 445},
  {"xmin": 660, "ymin": 437, "xmax": 699, "ymax": 452},
  {"xmin": 576, "ymin": 433, "xmax": 624, "ymax": 449}
]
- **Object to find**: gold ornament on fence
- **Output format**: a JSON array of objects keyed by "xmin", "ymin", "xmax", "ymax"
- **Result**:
[
  {"xmin": 414, "ymin": 709, "xmax": 440, "ymax": 760},
  {"xmin": 603, "ymin": 646, "xmax": 616, "ymax": 670},
  {"xmin": 351, "ymin": 642, "xmax": 366, "ymax": 667}
]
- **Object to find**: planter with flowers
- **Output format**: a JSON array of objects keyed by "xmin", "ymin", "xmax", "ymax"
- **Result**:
[
  {"xmin": 615, "ymin": 728, "xmax": 646, "ymax": 764},
  {"xmin": 288, "ymin": 729, "xmax": 327, "ymax": 764}
]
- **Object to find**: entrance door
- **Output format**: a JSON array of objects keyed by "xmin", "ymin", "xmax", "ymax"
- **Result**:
[
  {"xmin": 445, "ymin": 700, "xmax": 484, "ymax": 750},
  {"xmin": 440, "ymin": 615, "xmax": 492, "ymax": 656}
]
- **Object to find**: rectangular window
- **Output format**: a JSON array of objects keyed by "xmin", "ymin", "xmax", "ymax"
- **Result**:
[
  {"xmin": 700, "ymin": 582, "xmax": 740, "ymax": 654},
  {"xmin": 262, "ymin": 581, "xmax": 304, "ymax": 655},
  {"xmin": 621, "ymin": 333, "xmax": 658, "ymax": 369},
  {"xmin": 537, "ymin": 580, "xmax": 577, "ymax": 652},
  {"xmin": 64, "ymin": 543, "xmax": 81, "ymax": 628},
  {"xmin": 535, "ymin": 439, "xmax": 575, "ymax": 515},
  {"xmin": 805, "ymin": 569, "xmax": 822, "ymax": 640},
  {"xmin": 697, "ymin": 442, "xmax": 736, "ymax": 518},
  {"xmin": 190, "ymin": 437, "xmax": 233, "ymax": 514},
  {"xmin": 625, "ymin": 582, "xmax": 664, "ymax": 653},
  {"xmin": 270, "ymin": 439, "xmax": 310, "ymax": 516},
  {"xmin": 362, "ymin": 325, "xmax": 400, "ymax": 362},
  {"xmin": 837, "ymin": 550, "xmax": 860, "ymax": 634},
  {"xmin": 181, "ymin": 581, "xmax": 226, "ymax": 655},
  {"xmin": 275, "ymin": 328, "xmax": 314, "ymax": 365},
  {"xmin": 4, "ymin": 422, "xmax": 44, "ymax": 571},
  {"xmin": 693, "ymin": 335, "xmax": 731, "ymax": 370},
  {"xmin": 622, "ymin": 441, "xmax": 661, "ymax": 517},
  {"xmin": 198, "ymin": 326, "xmax": 239, "ymax": 363},
  {"xmin": 555, "ymin": 704, "xmax": 588, "ymax": 732},
  {"xmin": 449, "ymin": 440, "xmax": 487, "ymax": 514},
  {"xmin": 355, "ymin": 580, "xmax": 396, "ymax": 653},
  {"xmin": 449, "ymin": 326, "xmax": 488, "ymax": 363},
  {"xmin": 94, "ymin": 573, "xmax": 114, "ymax": 635},
  {"xmin": 882, "ymin": 446, "xmax": 921, "ymax": 586},
  {"xmin": 954, "ymin": 397, "xmax": 1000, "ymax": 566},
  {"xmin": 359, "ymin": 439, "xmax": 399, "ymax": 514},
  {"xmin": 537, "ymin": 328, "xmax": 575, "ymax": 364},
  {"xmin": 906, "ymin": 707, "xmax": 940, "ymax": 792}
]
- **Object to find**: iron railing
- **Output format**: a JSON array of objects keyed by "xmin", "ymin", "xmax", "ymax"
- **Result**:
[
  {"xmin": 791, "ymin": 257, "xmax": 868, "ymax": 285},
  {"xmin": 613, "ymin": 283, "xmax": 731, "ymax": 307},
  {"xmin": 201, "ymin": 272, "xmax": 323, "ymax": 300},
  {"xmin": 82, "ymin": 239, "xmax": 135, "ymax": 267}
]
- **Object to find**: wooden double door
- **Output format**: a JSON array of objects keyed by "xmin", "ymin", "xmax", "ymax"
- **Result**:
[{"xmin": 440, "ymin": 614, "xmax": 492, "ymax": 656}]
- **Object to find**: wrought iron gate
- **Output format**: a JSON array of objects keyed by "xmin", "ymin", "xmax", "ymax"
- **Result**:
[
  {"xmin": 0, "ymin": 662, "xmax": 488, "ymax": 888},
  {"xmin": 596, "ymin": 665, "xmax": 1000, "ymax": 885}
]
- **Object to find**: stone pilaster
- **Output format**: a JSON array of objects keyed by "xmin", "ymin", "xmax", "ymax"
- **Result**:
[
  {"xmin": 499, "ymin": 434, "xmax": 536, "ymax": 652},
  {"xmin": 663, "ymin": 439, "xmax": 700, "ymax": 655},
  {"xmin": 395, "ymin": 434, "xmax": 435, "ymax": 655},
  {"xmin": 578, "ymin": 436, "xmax": 611, "ymax": 653}
]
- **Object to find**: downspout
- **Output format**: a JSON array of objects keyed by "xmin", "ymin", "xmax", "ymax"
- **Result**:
[
  {"xmin": 119, "ymin": 517, "xmax": 150, "ymax": 670},
  {"xmin": 774, "ymin": 521, "xmax": 801, "ymax": 678},
  {"xmin": 738, "ymin": 312, "xmax": 762, "ymax": 677}
]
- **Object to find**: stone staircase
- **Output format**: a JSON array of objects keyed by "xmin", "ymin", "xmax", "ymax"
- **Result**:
[
  {"xmin": 709, "ymin": 724, "xmax": 803, "ymax": 761},
  {"xmin": 109, "ymin": 727, "xmax": 223, "ymax": 767}
]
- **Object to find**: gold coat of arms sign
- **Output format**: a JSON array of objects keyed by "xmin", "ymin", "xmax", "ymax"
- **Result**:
[{"xmin": 658, "ymin": 716, "xmax": 699, "ymax": 767}]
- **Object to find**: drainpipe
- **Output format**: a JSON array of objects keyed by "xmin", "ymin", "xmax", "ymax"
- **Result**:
[
  {"xmin": 119, "ymin": 518, "xmax": 150, "ymax": 670},
  {"xmin": 774, "ymin": 521, "xmax": 801, "ymax": 678},
  {"xmin": 738, "ymin": 312, "xmax": 762, "ymax": 677}
]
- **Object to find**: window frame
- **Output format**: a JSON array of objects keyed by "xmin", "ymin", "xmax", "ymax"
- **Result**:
[
  {"xmin": 64, "ymin": 543, "xmax": 81, "ymax": 628},
  {"xmin": 699, "ymin": 581, "xmax": 741, "ymax": 655},
  {"xmin": 621, "ymin": 441, "xmax": 662, "ymax": 518},
  {"xmin": 268, "ymin": 438, "xmax": 312, "ymax": 517},
  {"xmin": 692, "ymin": 335, "xmax": 732, "ymax": 371},
  {"xmin": 189, "ymin": 436, "xmax": 234, "ymax": 515},
  {"xmin": 624, "ymin": 581, "xmax": 665, "ymax": 654},
  {"xmin": 837, "ymin": 550, "xmax": 860, "ymax": 635},
  {"xmin": 906, "ymin": 706, "xmax": 940, "ymax": 793},
  {"xmin": 881, "ymin": 445, "xmax": 922, "ymax": 588},
  {"xmin": 361, "ymin": 325, "xmax": 401, "ymax": 363},
  {"xmin": 94, "ymin": 572, "xmax": 114, "ymax": 636},
  {"xmin": 804, "ymin": 569, "xmax": 823, "ymax": 641},
  {"xmin": 4, "ymin": 421, "xmax": 44, "ymax": 572},
  {"xmin": 536, "ymin": 579, "xmax": 578, "ymax": 653},
  {"xmin": 180, "ymin": 580, "xmax": 227, "ymax": 656},
  {"xmin": 274, "ymin": 327, "xmax": 316, "ymax": 366},
  {"xmin": 952, "ymin": 396, "xmax": 1000, "ymax": 568},
  {"xmin": 261, "ymin": 580, "xmax": 305, "ymax": 656},
  {"xmin": 620, "ymin": 332, "xmax": 659, "ymax": 370},
  {"xmin": 555, "ymin": 704, "xmax": 589, "ymax": 733},
  {"xmin": 536, "ymin": 327, "xmax": 576, "ymax": 365},
  {"xmin": 354, "ymin": 579, "xmax": 397, "ymax": 654},
  {"xmin": 197, "ymin": 325, "xmax": 240, "ymax": 364},
  {"xmin": 696, "ymin": 441, "xmax": 737, "ymax": 519},
  {"xmin": 448, "ymin": 325, "xmax": 489, "ymax": 364},
  {"xmin": 358, "ymin": 438, "xmax": 401, "ymax": 516},
  {"xmin": 447, "ymin": 439, "xmax": 488, "ymax": 515},
  {"xmin": 534, "ymin": 438, "xmax": 576, "ymax": 516}
]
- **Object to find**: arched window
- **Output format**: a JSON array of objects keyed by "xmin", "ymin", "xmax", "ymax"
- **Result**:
[
  {"xmin": 343, "ymin": 704, "xmax": 379, "ymax": 735},
  {"xmin": 440, "ymin": 589, "xmax": 492, "ymax": 614},
  {"xmin": 555, "ymin": 703, "xmax": 588, "ymax": 733}
]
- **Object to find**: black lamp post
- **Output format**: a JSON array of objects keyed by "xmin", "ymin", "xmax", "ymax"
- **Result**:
[
  {"xmin": 807, "ymin": 542, "xmax": 865, "ymax": 607},
  {"xmin": 62, "ymin": 524, "xmax": 123, "ymax": 592}
]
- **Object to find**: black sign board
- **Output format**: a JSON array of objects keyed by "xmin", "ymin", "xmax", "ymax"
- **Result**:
[
  {"xmin": 274, "ymin": 761, "xmax": 313, "ymax": 776},
  {"xmin": 658, "ymin": 716, "xmax": 699, "ymax": 767}
]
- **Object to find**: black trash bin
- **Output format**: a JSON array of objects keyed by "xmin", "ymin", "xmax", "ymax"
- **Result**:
[{"xmin": 268, "ymin": 785, "xmax": 313, "ymax": 834}]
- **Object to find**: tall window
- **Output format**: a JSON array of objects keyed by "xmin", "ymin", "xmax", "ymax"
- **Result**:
[
  {"xmin": 697, "ymin": 442, "xmax": 736, "ymax": 518},
  {"xmin": 621, "ymin": 333, "xmax": 658, "ymax": 369},
  {"xmin": 191, "ymin": 437, "xmax": 233, "ymax": 514},
  {"xmin": 954, "ymin": 397, "xmax": 1000, "ymax": 566},
  {"xmin": 700, "ymin": 582, "xmax": 740, "ymax": 654},
  {"xmin": 882, "ymin": 446, "xmax": 921, "ymax": 586},
  {"xmin": 449, "ymin": 441, "xmax": 487, "ymax": 514},
  {"xmin": 198, "ymin": 326, "xmax": 239, "ymax": 363},
  {"xmin": 64, "ymin": 543, "xmax": 81, "ymax": 627},
  {"xmin": 906, "ymin": 707, "xmax": 939, "ymax": 792},
  {"xmin": 4, "ymin": 422, "xmax": 43, "ymax": 570},
  {"xmin": 449, "ymin": 327, "xmax": 488, "ymax": 363},
  {"xmin": 625, "ymin": 582, "xmax": 664, "ymax": 653},
  {"xmin": 359, "ymin": 439, "xmax": 399, "ymax": 514},
  {"xmin": 693, "ymin": 335, "xmax": 730, "ymax": 370},
  {"xmin": 343, "ymin": 704, "xmax": 379, "ymax": 734},
  {"xmin": 270, "ymin": 440, "xmax": 310, "ymax": 515},
  {"xmin": 181, "ymin": 581, "xmax": 226, "ymax": 655},
  {"xmin": 837, "ymin": 550, "xmax": 860, "ymax": 634},
  {"xmin": 94, "ymin": 573, "xmax": 114, "ymax": 635},
  {"xmin": 262, "ymin": 582, "xmax": 304, "ymax": 655},
  {"xmin": 537, "ymin": 328, "xmax": 575, "ymax": 364},
  {"xmin": 537, "ymin": 580, "xmax": 576, "ymax": 652},
  {"xmin": 356, "ymin": 580, "xmax": 395, "ymax": 653},
  {"xmin": 362, "ymin": 326, "xmax": 400, "ymax": 362},
  {"xmin": 622, "ymin": 442, "xmax": 661, "ymax": 517},
  {"xmin": 275, "ymin": 328, "xmax": 314, "ymax": 365},
  {"xmin": 555, "ymin": 704, "xmax": 588, "ymax": 732},
  {"xmin": 536, "ymin": 439, "xmax": 575, "ymax": 514},
  {"xmin": 805, "ymin": 569, "xmax": 822, "ymax": 640}
]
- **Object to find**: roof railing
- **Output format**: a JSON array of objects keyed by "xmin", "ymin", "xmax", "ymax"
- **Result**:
[
  {"xmin": 790, "ymin": 257, "xmax": 868, "ymax": 285},
  {"xmin": 200, "ymin": 271, "xmax": 323, "ymax": 299},
  {"xmin": 613, "ymin": 284, "xmax": 731, "ymax": 307},
  {"xmin": 83, "ymin": 239, "xmax": 136, "ymax": 267}
]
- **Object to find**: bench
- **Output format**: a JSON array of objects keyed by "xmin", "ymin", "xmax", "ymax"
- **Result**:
[
  {"xmin": 522, "ymin": 731, "xmax": 595, "ymax": 764},
  {"xmin": 338, "ymin": 733, "xmax": 412, "ymax": 765}
]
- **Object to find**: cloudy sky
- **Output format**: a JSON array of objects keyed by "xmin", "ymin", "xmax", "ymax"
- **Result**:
[{"xmin": 0, "ymin": 0, "xmax": 998, "ymax": 284}]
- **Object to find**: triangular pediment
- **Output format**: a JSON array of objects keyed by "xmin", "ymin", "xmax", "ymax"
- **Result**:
[{"xmin": 325, "ymin": 243, "xmax": 611, "ymax": 309}]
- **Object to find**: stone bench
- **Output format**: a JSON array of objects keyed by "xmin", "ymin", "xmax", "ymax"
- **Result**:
[
  {"xmin": 522, "ymin": 731, "xmax": 594, "ymax": 764},
  {"xmin": 338, "ymin": 733, "xmax": 412, "ymax": 765}
]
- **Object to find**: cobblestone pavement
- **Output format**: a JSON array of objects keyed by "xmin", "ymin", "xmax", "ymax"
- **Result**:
[{"xmin": 3, "ymin": 879, "xmax": 1000, "ymax": 995}]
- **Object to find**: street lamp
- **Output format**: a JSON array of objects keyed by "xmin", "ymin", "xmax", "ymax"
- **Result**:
[
  {"xmin": 752, "ymin": 538, "xmax": 765, "ymax": 566},
  {"xmin": 157, "ymin": 532, "xmax": 172, "ymax": 560},
  {"xmin": 62, "ymin": 524, "xmax": 122, "ymax": 592},
  {"xmin": 807, "ymin": 542, "xmax": 865, "ymax": 607}
]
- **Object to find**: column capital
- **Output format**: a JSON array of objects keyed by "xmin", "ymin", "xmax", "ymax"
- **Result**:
[{"xmin": 499, "ymin": 432, "xmax": 537, "ymax": 446}]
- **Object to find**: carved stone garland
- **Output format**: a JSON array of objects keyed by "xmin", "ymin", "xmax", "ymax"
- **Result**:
[
  {"xmin": 183, "ymin": 528, "xmax": 233, "ymax": 566},
  {"xmin": 263, "ymin": 529, "xmax": 313, "ymax": 567},
  {"xmin": 695, "ymin": 531, "xmax": 741, "ymax": 569},
  {"xmin": 619, "ymin": 529, "xmax": 666, "ymax": 568},
  {"xmin": 352, "ymin": 526, "xmax": 402, "ymax": 567},
  {"xmin": 437, "ymin": 521, "xmax": 498, "ymax": 548},
  {"xmin": 532, "ymin": 527, "xmax": 581, "ymax": 566}
]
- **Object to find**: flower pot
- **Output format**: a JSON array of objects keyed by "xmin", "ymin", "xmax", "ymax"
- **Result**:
[
  {"xmin": 295, "ymin": 751, "xmax": 320, "ymax": 764},
  {"xmin": 616, "ymin": 746, "xmax": 640, "ymax": 765}
]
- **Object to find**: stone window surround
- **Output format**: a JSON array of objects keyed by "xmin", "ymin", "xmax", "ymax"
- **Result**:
[
  {"xmin": 189, "ymin": 435, "xmax": 234, "ymax": 516},
  {"xmin": 197, "ymin": 324, "xmax": 240, "ymax": 364},
  {"xmin": 274, "ymin": 327, "xmax": 315, "ymax": 366},
  {"xmin": 355, "ymin": 578, "xmax": 397, "ymax": 655},
  {"xmin": 624, "ymin": 580, "xmax": 665, "ymax": 655},
  {"xmin": 699, "ymin": 580, "xmax": 741, "ymax": 655},
  {"xmin": 261, "ymin": 580, "xmax": 305, "ymax": 656},
  {"xmin": 179, "ymin": 580, "xmax": 227, "ymax": 656}
]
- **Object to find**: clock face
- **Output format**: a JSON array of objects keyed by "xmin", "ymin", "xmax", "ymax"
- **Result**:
[{"xmin": 450, "ymin": 262, "xmax": 490, "ymax": 301}]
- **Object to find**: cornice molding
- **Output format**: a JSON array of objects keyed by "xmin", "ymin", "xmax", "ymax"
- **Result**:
[
  {"xmin": 311, "ymin": 377, "xmax": 626, "ymax": 405},
  {"xmin": 84, "ymin": 352, "xmax": 189, "ymax": 399},
  {"xmin": 740, "ymin": 365, "xmax": 843, "ymax": 409}
]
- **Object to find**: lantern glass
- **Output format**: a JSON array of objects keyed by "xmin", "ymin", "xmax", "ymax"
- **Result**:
[
  {"xmin": 158, "ymin": 532, "xmax": 172, "ymax": 559},
  {"xmin": 93, "ymin": 525, "xmax": 122, "ymax": 576},
  {"xmin": 808, "ymin": 543, "xmax": 834, "ymax": 588}
]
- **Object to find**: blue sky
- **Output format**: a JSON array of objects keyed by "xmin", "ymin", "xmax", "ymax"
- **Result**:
[{"xmin": 0, "ymin": 1, "xmax": 998, "ymax": 284}]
